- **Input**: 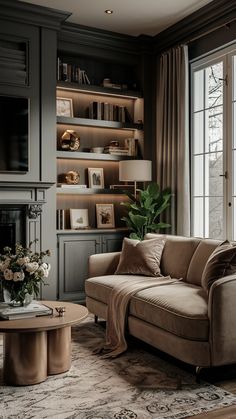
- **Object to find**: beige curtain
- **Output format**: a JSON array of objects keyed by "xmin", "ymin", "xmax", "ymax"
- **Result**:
[{"xmin": 156, "ymin": 45, "xmax": 190, "ymax": 236}]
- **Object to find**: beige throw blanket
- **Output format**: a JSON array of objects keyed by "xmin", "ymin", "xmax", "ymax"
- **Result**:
[{"xmin": 99, "ymin": 276, "xmax": 179, "ymax": 358}]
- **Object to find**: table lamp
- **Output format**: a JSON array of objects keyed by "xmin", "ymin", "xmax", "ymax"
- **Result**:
[{"xmin": 119, "ymin": 160, "xmax": 152, "ymax": 197}]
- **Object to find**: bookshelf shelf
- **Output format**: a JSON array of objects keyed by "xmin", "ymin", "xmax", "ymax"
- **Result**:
[
  {"xmin": 57, "ymin": 81, "xmax": 142, "ymax": 99},
  {"xmin": 56, "ymin": 151, "xmax": 135, "ymax": 161},
  {"xmin": 56, "ymin": 187, "xmax": 128, "ymax": 195},
  {"xmin": 57, "ymin": 116, "xmax": 142, "ymax": 131}
]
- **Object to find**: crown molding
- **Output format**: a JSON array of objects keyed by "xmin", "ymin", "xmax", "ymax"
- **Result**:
[
  {"xmin": 58, "ymin": 22, "xmax": 153, "ymax": 61},
  {"xmin": 153, "ymin": 0, "xmax": 236, "ymax": 53},
  {"xmin": 0, "ymin": 0, "xmax": 70, "ymax": 30}
]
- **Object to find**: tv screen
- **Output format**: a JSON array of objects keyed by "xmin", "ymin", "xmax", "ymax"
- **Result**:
[{"xmin": 0, "ymin": 95, "xmax": 29, "ymax": 173}]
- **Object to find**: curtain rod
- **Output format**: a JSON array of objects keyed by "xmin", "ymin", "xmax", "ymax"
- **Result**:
[{"xmin": 186, "ymin": 18, "xmax": 236, "ymax": 45}]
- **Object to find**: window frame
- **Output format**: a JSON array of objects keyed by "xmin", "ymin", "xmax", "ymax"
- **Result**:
[{"xmin": 190, "ymin": 43, "xmax": 236, "ymax": 239}]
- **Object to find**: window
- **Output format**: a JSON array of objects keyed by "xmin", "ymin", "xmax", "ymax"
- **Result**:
[{"xmin": 191, "ymin": 44, "xmax": 236, "ymax": 240}]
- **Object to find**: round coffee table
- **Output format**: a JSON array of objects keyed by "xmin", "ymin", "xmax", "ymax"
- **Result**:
[{"xmin": 0, "ymin": 300, "xmax": 88, "ymax": 386}]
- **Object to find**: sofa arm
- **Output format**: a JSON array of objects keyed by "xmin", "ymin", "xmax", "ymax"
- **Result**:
[
  {"xmin": 208, "ymin": 274, "xmax": 236, "ymax": 366},
  {"xmin": 88, "ymin": 252, "xmax": 121, "ymax": 278}
]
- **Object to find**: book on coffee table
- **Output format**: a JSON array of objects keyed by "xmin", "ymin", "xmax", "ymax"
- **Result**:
[{"xmin": 0, "ymin": 301, "xmax": 53, "ymax": 320}]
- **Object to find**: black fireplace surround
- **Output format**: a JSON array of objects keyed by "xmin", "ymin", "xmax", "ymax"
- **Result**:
[{"xmin": 0, "ymin": 205, "xmax": 27, "ymax": 253}]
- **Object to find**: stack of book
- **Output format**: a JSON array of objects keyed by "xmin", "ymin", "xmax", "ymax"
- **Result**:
[
  {"xmin": 103, "ymin": 145, "xmax": 129, "ymax": 156},
  {"xmin": 0, "ymin": 301, "xmax": 53, "ymax": 320},
  {"xmin": 102, "ymin": 79, "xmax": 128, "ymax": 90}
]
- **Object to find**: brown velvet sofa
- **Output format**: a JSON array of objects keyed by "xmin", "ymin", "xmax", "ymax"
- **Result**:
[{"xmin": 85, "ymin": 234, "xmax": 236, "ymax": 369}]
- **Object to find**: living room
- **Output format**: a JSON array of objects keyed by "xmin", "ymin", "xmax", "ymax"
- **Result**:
[{"xmin": 0, "ymin": 0, "xmax": 236, "ymax": 417}]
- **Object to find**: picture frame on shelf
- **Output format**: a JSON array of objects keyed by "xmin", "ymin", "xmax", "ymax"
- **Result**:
[
  {"xmin": 70, "ymin": 209, "xmax": 89, "ymax": 229},
  {"xmin": 96, "ymin": 204, "xmax": 115, "ymax": 229},
  {"xmin": 88, "ymin": 168, "xmax": 104, "ymax": 189},
  {"xmin": 56, "ymin": 97, "xmax": 73, "ymax": 117}
]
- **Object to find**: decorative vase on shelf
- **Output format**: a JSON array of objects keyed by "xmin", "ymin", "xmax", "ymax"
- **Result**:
[{"xmin": 0, "ymin": 241, "xmax": 51, "ymax": 307}]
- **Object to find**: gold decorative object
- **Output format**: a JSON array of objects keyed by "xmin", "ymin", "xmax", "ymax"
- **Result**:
[
  {"xmin": 60, "ymin": 130, "xmax": 80, "ymax": 151},
  {"xmin": 65, "ymin": 170, "xmax": 80, "ymax": 185}
]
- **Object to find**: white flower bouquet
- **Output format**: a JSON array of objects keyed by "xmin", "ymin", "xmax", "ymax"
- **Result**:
[{"xmin": 0, "ymin": 240, "xmax": 51, "ymax": 306}]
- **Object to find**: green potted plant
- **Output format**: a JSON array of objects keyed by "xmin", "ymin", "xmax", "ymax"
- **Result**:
[{"xmin": 121, "ymin": 182, "xmax": 171, "ymax": 240}]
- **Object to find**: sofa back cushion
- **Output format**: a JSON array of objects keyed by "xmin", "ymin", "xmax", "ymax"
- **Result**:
[
  {"xmin": 186, "ymin": 239, "xmax": 221, "ymax": 286},
  {"xmin": 201, "ymin": 240, "xmax": 236, "ymax": 291},
  {"xmin": 145, "ymin": 234, "xmax": 200, "ymax": 280}
]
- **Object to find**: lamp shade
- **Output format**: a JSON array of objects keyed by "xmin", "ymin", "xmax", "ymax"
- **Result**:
[{"xmin": 119, "ymin": 160, "xmax": 152, "ymax": 182}]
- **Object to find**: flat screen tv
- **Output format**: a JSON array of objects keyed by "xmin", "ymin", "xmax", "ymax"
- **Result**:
[{"xmin": 0, "ymin": 95, "xmax": 29, "ymax": 173}]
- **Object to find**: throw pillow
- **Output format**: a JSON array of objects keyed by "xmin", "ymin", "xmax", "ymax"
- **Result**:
[
  {"xmin": 201, "ymin": 240, "xmax": 236, "ymax": 291},
  {"xmin": 115, "ymin": 237, "xmax": 166, "ymax": 277}
]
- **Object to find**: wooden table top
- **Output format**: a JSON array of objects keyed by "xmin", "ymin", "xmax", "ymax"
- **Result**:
[{"xmin": 0, "ymin": 301, "xmax": 88, "ymax": 333}]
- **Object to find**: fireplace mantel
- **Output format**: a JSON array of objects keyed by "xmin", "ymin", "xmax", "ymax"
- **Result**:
[
  {"xmin": 0, "ymin": 182, "xmax": 54, "ymax": 205},
  {"xmin": 0, "ymin": 181, "xmax": 54, "ymax": 189}
]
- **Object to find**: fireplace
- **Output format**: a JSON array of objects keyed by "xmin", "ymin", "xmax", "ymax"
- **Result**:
[
  {"xmin": 0, "ymin": 182, "xmax": 50, "ymax": 259},
  {"xmin": 0, "ymin": 182, "xmax": 54, "ymax": 300}
]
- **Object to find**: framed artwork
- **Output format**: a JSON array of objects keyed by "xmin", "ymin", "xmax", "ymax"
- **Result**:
[
  {"xmin": 88, "ymin": 168, "xmax": 104, "ymax": 189},
  {"xmin": 96, "ymin": 204, "xmax": 115, "ymax": 228},
  {"xmin": 70, "ymin": 209, "xmax": 89, "ymax": 229},
  {"xmin": 56, "ymin": 97, "xmax": 73, "ymax": 117}
]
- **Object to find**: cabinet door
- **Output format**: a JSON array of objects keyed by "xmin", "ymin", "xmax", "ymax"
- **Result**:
[
  {"xmin": 0, "ymin": 21, "xmax": 40, "ymax": 183},
  {"xmin": 101, "ymin": 233, "xmax": 125, "ymax": 253},
  {"xmin": 58, "ymin": 234, "xmax": 101, "ymax": 302}
]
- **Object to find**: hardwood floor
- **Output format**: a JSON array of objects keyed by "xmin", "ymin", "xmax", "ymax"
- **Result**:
[{"xmin": 192, "ymin": 405, "xmax": 236, "ymax": 418}]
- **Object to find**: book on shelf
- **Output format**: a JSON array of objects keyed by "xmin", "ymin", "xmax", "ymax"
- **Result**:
[
  {"xmin": 124, "ymin": 138, "xmax": 138, "ymax": 156},
  {"xmin": 57, "ymin": 209, "xmax": 65, "ymax": 230},
  {"xmin": 89, "ymin": 101, "xmax": 102, "ymax": 120},
  {"xmin": 0, "ymin": 301, "xmax": 53, "ymax": 320},
  {"xmin": 104, "ymin": 102, "xmax": 109, "ymax": 120},
  {"xmin": 118, "ymin": 106, "xmax": 126, "ymax": 123},
  {"xmin": 125, "ymin": 108, "xmax": 133, "ymax": 123}
]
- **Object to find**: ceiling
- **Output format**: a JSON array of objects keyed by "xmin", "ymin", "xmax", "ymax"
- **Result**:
[{"xmin": 19, "ymin": 0, "xmax": 213, "ymax": 36}]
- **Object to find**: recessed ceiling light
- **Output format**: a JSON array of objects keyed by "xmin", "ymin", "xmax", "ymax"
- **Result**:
[{"xmin": 105, "ymin": 9, "xmax": 113, "ymax": 14}]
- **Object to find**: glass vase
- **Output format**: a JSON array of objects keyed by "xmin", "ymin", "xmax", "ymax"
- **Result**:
[{"xmin": 3, "ymin": 288, "xmax": 33, "ymax": 307}]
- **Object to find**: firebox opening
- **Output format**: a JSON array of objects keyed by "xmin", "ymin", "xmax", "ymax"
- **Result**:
[{"xmin": 0, "ymin": 206, "xmax": 26, "ymax": 253}]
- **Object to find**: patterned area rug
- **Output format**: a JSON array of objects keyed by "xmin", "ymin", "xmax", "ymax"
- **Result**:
[{"xmin": 1, "ymin": 317, "xmax": 236, "ymax": 419}]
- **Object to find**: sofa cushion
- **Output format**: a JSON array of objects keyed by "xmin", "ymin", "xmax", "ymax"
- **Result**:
[
  {"xmin": 186, "ymin": 239, "xmax": 221, "ymax": 286},
  {"xmin": 129, "ymin": 282, "xmax": 209, "ymax": 341},
  {"xmin": 201, "ymin": 241, "xmax": 236, "ymax": 291},
  {"xmin": 145, "ymin": 234, "xmax": 200, "ymax": 280},
  {"xmin": 85, "ymin": 275, "xmax": 169, "ymax": 305},
  {"xmin": 115, "ymin": 237, "xmax": 165, "ymax": 277}
]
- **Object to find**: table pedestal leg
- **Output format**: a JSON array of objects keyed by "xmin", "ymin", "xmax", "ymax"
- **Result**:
[
  {"xmin": 3, "ymin": 331, "xmax": 47, "ymax": 385},
  {"xmin": 47, "ymin": 326, "xmax": 71, "ymax": 375}
]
